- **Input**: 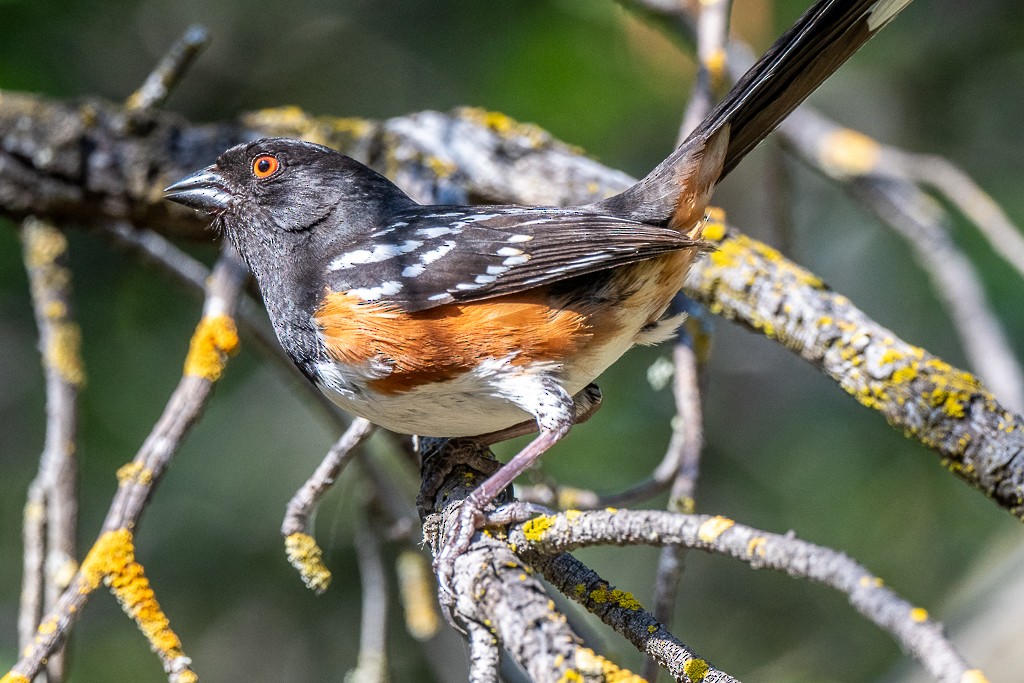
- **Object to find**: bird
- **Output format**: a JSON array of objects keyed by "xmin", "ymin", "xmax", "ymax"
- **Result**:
[{"xmin": 165, "ymin": 0, "xmax": 911, "ymax": 586}]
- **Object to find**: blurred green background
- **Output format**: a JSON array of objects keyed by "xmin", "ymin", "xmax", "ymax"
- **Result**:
[{"xmin": 2, "ymin": 0, "xmax": 1023, "ymax": 681}]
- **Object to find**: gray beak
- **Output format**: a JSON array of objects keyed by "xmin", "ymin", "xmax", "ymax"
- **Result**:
[{"xmin": 164, "ymin": 166, "xmax": 232, "ymax": 214}]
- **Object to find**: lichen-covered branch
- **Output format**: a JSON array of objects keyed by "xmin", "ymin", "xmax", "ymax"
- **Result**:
[
  {"xmin": 2, "ymin": 90, "xmax": 1023, "ymax": 514},
  {"xmin": 18, "ymin": 217, "xmax": 83, "ymax": 683},
  {"xmin": 510, "ymin": 510, "xmax": 985, "ymax": 683},
  {"xmin": 282, "ymin": 417, "xmax": 376, "ymax": 594},
  {"xmin": 418, "ymin": 438, "xmax": 664, "ymax": 683},
  {"xmin": 684, "ymin": 224, "xmax": 1024, "ymax": 519},
  {"xmin": 3, "ymin": 246, "xmax": 247, "ymax": 683}
]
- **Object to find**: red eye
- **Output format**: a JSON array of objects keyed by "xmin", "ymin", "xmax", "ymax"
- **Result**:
[{"xmin": 252, "ymin": 154, "xmax": 280, "ymax": 179}]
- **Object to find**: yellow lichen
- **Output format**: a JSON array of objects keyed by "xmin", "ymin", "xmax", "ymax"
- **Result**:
[
  {"xmin": 909, "ymin": 607, "xmax": 929, "ymax": 623},
  {"xmin": 116, "ymin": 461, "xmax": 153, "ymax": 487},
  {"xmin": 572, "ymin": 647, "xmax": 646, "ymax": 683},
  {"xmin": 700, "ymin": 209, "xmax": 727, "ymax": 242},
  {"xmin": 574, "ymin": 583, "xmax": 587, "ymax": 597},
  {"xmin": 704, "ymin": 47, "xmax": 726, "ymax": 82},
  {"xmin": 183, "ymin": 314, "xmax": 239, "ymax": 381},
  {"xmin": 820, "ymin": 128, "xmax": 881, "ymax": 178},
  {"xmin": 522, "ymin": 515, "xmax": 555, "ymax": 541},
  {"xmin": 241, "ymin": 106, "xmax": 373, "ymax": 146},
  {"xmin": 588, "ymin": 587, "xmax": 642, "ymax": 611},
  {"xmin": 697, "ymin": 516, "xmax": 734, "ymax": 543},
  {"xmin": 284, "ymin": 532, "xmax": 332, "ymax": 594},
  {"xmin": 425, "ymin": 155, "xmax": 456, "ymax": 179},
  {"xmin": 80, "ymin": 529, "xmax": 191, "ymax": 668},
  {"xmin": 683, "ymin": 658, "xmax": 709, "ymax": 682},
  {"xmin": 458, "ymin": 107, "xmax": 553, "ymax": 148},
  {"xmin": 647, "ymin": 624, "xmax": 657, "ymax": 633},
  {"xmin": 46, "ymin": 322, "xmax": 85, "ymax": 386},
  {"xmin": 746, "ymin": 536, "xmax": 767, "ymax": 558},
  {"xmin": 960, "ymin": 670, "xmax": 991, "ymax": 683},
  {"xmin": 1, "ymin": 674, "xmax": 31, "ymax": 683},
  {"xmin": 859, "ymin": 575, "xmax": 884, "ymax": 588},
  {"xmin": 564, "ymin": 509, "xmax": 582, "ymax": 523}
]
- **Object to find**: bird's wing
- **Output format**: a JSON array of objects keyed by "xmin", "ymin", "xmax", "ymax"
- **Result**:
[{"xmin": 321, "ymin": 207, "xmax": 703, "ymax": 311}]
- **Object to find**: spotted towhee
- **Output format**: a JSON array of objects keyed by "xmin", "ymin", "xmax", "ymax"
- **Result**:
[{"xmin": 166, "ymin": 0, "xmax": 910, "ymax": 584}]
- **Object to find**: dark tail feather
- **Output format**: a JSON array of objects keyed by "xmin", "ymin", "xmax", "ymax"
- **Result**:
[{"xmin": 594, "ymin": 0, "xmax": 911, "ymax": 225}]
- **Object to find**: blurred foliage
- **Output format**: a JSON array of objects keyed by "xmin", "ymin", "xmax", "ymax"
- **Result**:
[{"xmin": 2, "ymin": 0, "xmax": 1023, "ymax": 681}]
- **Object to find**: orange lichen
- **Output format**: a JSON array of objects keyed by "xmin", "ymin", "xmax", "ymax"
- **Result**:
[{"xmin": 183, "ymin": 314, "xmax": 239, "ymax": 381}]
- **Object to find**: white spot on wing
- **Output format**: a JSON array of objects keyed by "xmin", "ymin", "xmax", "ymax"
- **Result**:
[
  {"xmin": 330, "ymin": 242, "xmax": 420, "ymax": 270},
  {"xmin": 496, "ymin": 247, "xmax": 523, "ymax": 257},
  {"xmin": 402, "ymin": 263, "xmax": 426, "ymax": 278},
  {"xmin": 507, "ymin": 234, "xmax": 533, "ymax": 243},
  {"xmin": 502, "ymin": 254, "xmax": 530, "ymax": 267},
  {"xmin": 474, "ymin": 274, "xmax": 497, "ymax": 284},
  {"xmin": 486, "ymin": 265, "xmax": 508, "ymax": 276},
  {"xmin": 420, "ymin": 240, "xmax": 456, "ymax": 265},
  {"xmin": 415, "ymin": 226, "xmax": 458, "ymax": 238},
  {"xmin": 349, "ymin": 280, "xmax": 403, "ymax": 301},
  {"xmin": 428, "ymin": 293, "xmax": 450, "ymax": 301}
]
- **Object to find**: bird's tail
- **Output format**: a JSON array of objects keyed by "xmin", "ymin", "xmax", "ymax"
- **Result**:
[{"xmin": 593, "ymin": 0, "xmax": 911, "ymax": 230}]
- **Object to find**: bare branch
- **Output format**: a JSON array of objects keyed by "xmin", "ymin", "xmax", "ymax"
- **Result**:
[
  {"xmin": 125, "ymin": 25, "xmax": 209, "ymax": 112},
  {"xmin": 347, "ymin": 507, "xmax": 389, "ymax": 683},
  {"xmin": 905, "ymin": 153, "xmax": 1024, "ymax": 280}
]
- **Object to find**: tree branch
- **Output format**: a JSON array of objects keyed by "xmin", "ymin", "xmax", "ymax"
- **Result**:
[
  {"xmin": 4, "ymin": 246, "xmax": 246, "ymax": 683},
  {"xmin": 509, "ymin": 510, "xmax": 981, "ymax": 683},
  {"xmin": 18, "ymin": 217, "xmax": 83, "ymax": 683}
]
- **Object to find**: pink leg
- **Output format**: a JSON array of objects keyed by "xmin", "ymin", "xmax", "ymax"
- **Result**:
[{"xmin": 434, "ymin": 375, "xmax": 576, "ymax": 597}]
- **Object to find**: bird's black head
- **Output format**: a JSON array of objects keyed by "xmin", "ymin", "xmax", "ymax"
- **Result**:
[{"xmin": 164, "ymin": 137, "xmax": 414, "ymax": 282}]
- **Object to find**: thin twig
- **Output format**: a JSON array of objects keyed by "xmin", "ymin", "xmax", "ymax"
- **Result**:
[
  {"xmin": 904, "ymin": 153, "xmax": 1024, "ymax": 280},
  {"xmin": 647, "ymin": 1, "xmax": 729, "ymax": 673},
  {"xmin": 848, "ymin": 175, "xmax": 1024, "ymax": 412},
  {"xmin": 18, "ymin": 217, "xmax": 83, "ymax": 683},
  {"xmin": 677, "ymin": 0, "xmax": 731, "ymax": 142},
  {"xmin": 510, "ymin": 510, "xmax": 984, "ymax": 683},
  {"xmin": 282, "ymin": 417, "xmax": 376, "ymax": 593},
  {"xmin": 347, "ymin": 505, "xmax": 389, "ymax": 683},
  {"xmin": 125, "ymin": 25, "xmax": 209, "ymax": 111}
]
